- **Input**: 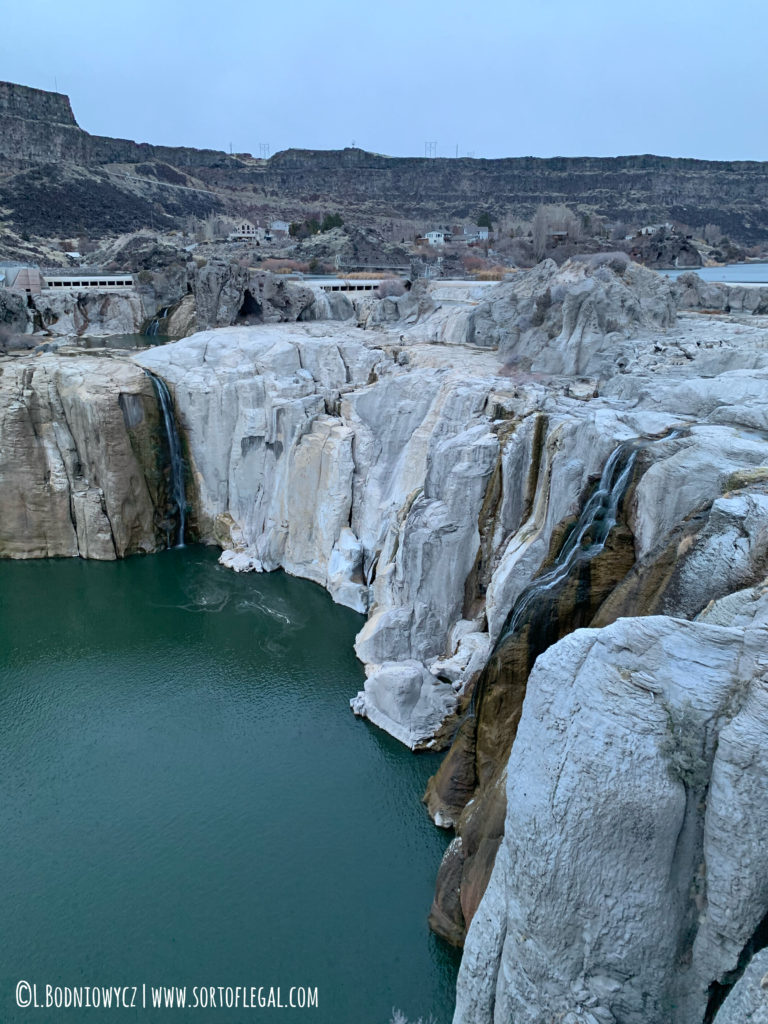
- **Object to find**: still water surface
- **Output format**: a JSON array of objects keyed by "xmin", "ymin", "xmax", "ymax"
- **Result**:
[
  {"xmin": 0, "ymin": 549, "xmax": 459, "ymax": 1023},
  {"xmin": 662, "ymin": 262, "xmax": 768, "ymax": 283}
]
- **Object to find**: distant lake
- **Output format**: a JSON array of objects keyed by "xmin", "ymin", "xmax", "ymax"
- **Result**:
[{"xmin": 662, "ymin": 263, "xmax": 768, "ymax": 284}]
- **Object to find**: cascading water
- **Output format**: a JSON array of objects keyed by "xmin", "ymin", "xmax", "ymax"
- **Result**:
[
  {"xmin": 493, "ymin": 439, "xmax": 638, "ymax": 652},
  {"xmin": 427, "ymin": 430, "xmax": 681, "ymax": 945},
  {"xmin": 144, "ymin": 307, "xmax": 172, "ymax": 337},
  {"xmin": 146, "ymin": 372, "xmax": 186, "ymax": 547}
]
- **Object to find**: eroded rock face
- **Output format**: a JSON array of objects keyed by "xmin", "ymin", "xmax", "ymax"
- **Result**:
[
  {"xmin": 192, "ymin": 262, "xmax": 317, "ymax": 330},
  {"xmin": 4, "ymin": 261, "xmax": 768, "ymax": 1023},
  {"xmin": 455, "ymin": 599, "xmax": 768, "ymax": 1024},
  {"xmin": 30, "ymin": 290, "xmax": 145, "ymax": 336},
  {"xmin": 0, "ymin": 355, "xmax": 167, "ymax": 558},
  {"xmin": 712, "ymin": 946, "xmax": 768, "ymax": 1024},
  {"xmin": 673, "ymin": 272, "xmax": 768, "ymax": 315},
  {"xmin": 402, "ymin": 256, "xmax": 676, "ymax": 377}
]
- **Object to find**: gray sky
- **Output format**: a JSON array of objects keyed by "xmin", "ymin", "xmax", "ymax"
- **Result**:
[{"xmin": 2, "ymin": 0, "xmax": 767, "ymax": 160}]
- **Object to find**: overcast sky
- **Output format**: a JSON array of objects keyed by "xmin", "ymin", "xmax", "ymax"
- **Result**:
[{"xmin": 2, "ymin": 0, "xmax": 766, "ymax": 160}]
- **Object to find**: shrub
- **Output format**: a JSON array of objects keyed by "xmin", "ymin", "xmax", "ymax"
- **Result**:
[
  {"xmin": 321, "ymin": 212, "xmax": 343, "ymax": 231},
  {"xmin": 261, "ymin": 259, "xmax": 309, "ymax": 274},
  {"xmin": 341, "ymin": 271, "xmax": 397, "ymax": 279},
  {"xmin": 462, "ymin": 254, "xmax": 487, "ymax": 272},
  {"xmin": 377, "ymin": 279, "xmax": 406, "ymax": 298},
  {"xmin": 471, "ymin": 267, "xmax": 507, "ymax": 281}
]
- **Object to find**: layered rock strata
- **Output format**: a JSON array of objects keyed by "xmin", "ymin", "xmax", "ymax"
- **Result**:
[{"xmin": 6, "ymin": 81, "xmax": 768, "ymax": 242}]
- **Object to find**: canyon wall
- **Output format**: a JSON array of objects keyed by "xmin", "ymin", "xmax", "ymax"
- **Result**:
[
  {"xmin": 2, "ymin": 258, "xmax": 768, "ymax": 1023},
  {"xmin": 4, "ymin": 81, "xmax": 768, "ymax": 240},
  {"xmin": 0, "ymin": 356, "xmax": 169, "ymax": 558}
]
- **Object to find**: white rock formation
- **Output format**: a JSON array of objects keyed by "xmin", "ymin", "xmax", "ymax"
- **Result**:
[
  {"xmin": 712, "ymin": 946, "xmax": 768, "ymax": 1024},
  {"xmin": 456, "ymin": 593, "xmax": 768, "ymax": 1024},
  {"xmin": 5, "ymin": 256, "xmax": 768, "ymax": 1021},
  {"xmin": 33, "ymin": 290, "xmax": 144, "ymax": 336},
  {"xmin": 132, "ymin": 258, "xmax": 768, "ymax": 749}
]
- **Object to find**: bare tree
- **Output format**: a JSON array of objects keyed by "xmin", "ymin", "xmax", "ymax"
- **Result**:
[
  {"xmin": 531, "ymin": 204, "xmax": 582, "ymax": 260},
  {"xmin": 532, "ymin": 206, "xmax": 550, "ymax": 260}
]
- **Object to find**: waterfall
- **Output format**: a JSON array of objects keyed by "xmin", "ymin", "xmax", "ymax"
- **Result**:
[
  {"xmin": 146, "ymin": 372, "xmax": 186, "ymax": 547},
  {"xmin": 143, "ymin": 306, "xmax": 173, "ymax": 337},
  {"xmin": 493, "ymin": 440, "xmax": 638, "ymax": 652}
]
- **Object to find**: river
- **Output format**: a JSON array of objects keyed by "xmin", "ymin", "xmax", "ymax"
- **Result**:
[
  {"xmin": 662, "ymin": 262, "xmax": 768, "ymax": 283},
  {"xmin": 0, "ymin": 549, "xmax": 459, "ymax": 1023}
]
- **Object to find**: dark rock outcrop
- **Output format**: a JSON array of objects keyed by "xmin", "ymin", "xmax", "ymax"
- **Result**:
[
  {"xmin": 625, "ymin": 226, "xmax": 702, "ymax": 269},
  {"xmin": 4, "ymin": 82, "xmax": 768, "ymax": 243}
]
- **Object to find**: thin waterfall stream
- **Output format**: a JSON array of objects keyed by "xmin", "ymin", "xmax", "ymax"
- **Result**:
[
  {"xmin": 147, "ymin": 371, "xmax": 187, "ymax": 547},
  {"xmin": 493, "ymin": 438, "xmax": 638, "ymax": 652},
  {"xmin": 472, "ymin": 430, "xmax": 680, "ymax": 718},
  {"xmin": 145, "ymin": 306, "xmax": 173, "ymax": 336}
]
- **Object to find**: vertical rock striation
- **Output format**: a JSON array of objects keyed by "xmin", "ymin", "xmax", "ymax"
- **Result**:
[
  {"xmin": 0, "ymin": 356, "xmax": 168, "ymax": 558},
  {"xmin": 455, "ymin": 592, "xmax": 768, "ymax": 1024}
]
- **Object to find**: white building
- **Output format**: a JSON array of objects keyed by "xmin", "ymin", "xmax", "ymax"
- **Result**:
[
  {"xmin": 637, "ymin": 223, "xmax": 674, "ymax": 237},
  {"xmin": 42, "ymin": 272, "xmax": 134, "ymax": 291},
  {"xmin": 228, "ymin": 221, "xmax": 263, "ymax": 241},
  {"xmin": 425, "ymin": 230, "xmax": 446, "ymax": 246}
]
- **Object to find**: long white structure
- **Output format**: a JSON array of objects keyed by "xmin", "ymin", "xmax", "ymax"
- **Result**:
[{"xmin": 43, "ymin": 273, "xmax": 134, "ymax": 291}]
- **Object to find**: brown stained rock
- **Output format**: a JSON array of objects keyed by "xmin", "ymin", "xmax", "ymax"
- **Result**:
[
  {"xmin": 457, "ymin": 773, "xmax": 507, "ymax": 933},
  {"xmin": 423, "ymin": 712, "xmax": 478, "ymax": 826},
  {"xmin": 427, "ymin": 497, "xmax": 637, "ymax": 946},
  {"xmin": 428, "ymin": 837, "xmax": 466, "ymax": 948},
  {"xmin": 0, "ymin": 355, "xmax": 167, "ymax": 559}
]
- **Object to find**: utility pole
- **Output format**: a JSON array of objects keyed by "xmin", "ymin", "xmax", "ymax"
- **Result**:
[
  {"xmin": 259, "ymin": 143, "xmax": 270, "ymax": 158},
  {"xmin": 425, "ymin": 141, "xmax": 437, "ymax": 158}
]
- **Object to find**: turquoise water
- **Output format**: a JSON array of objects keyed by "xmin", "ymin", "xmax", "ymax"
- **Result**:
[
  {"xmin": 662, "ymin": 262, "xmax": 768, "ymax": 283},
  {"xmin": 0, "ymin": 549, "xmax": 459, "ymax": 1023}
]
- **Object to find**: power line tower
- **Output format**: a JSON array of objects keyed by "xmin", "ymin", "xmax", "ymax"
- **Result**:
[
  {"xmin": 425, "ymin": 141, "xmax": 437, "ymax": 158},
  {"xmin": 259, "ymin": 143, "xmax": 270, "ymax": 159}
]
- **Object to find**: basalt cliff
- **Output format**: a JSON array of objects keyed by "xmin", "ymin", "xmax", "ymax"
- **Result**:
[
  {"xmin": 4, "ymin": 80, "xmax": 768, "ymax": 242},
  {"xmin": 2, "ymin": 258, "xmax": 768, "ymax": 1024}
]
